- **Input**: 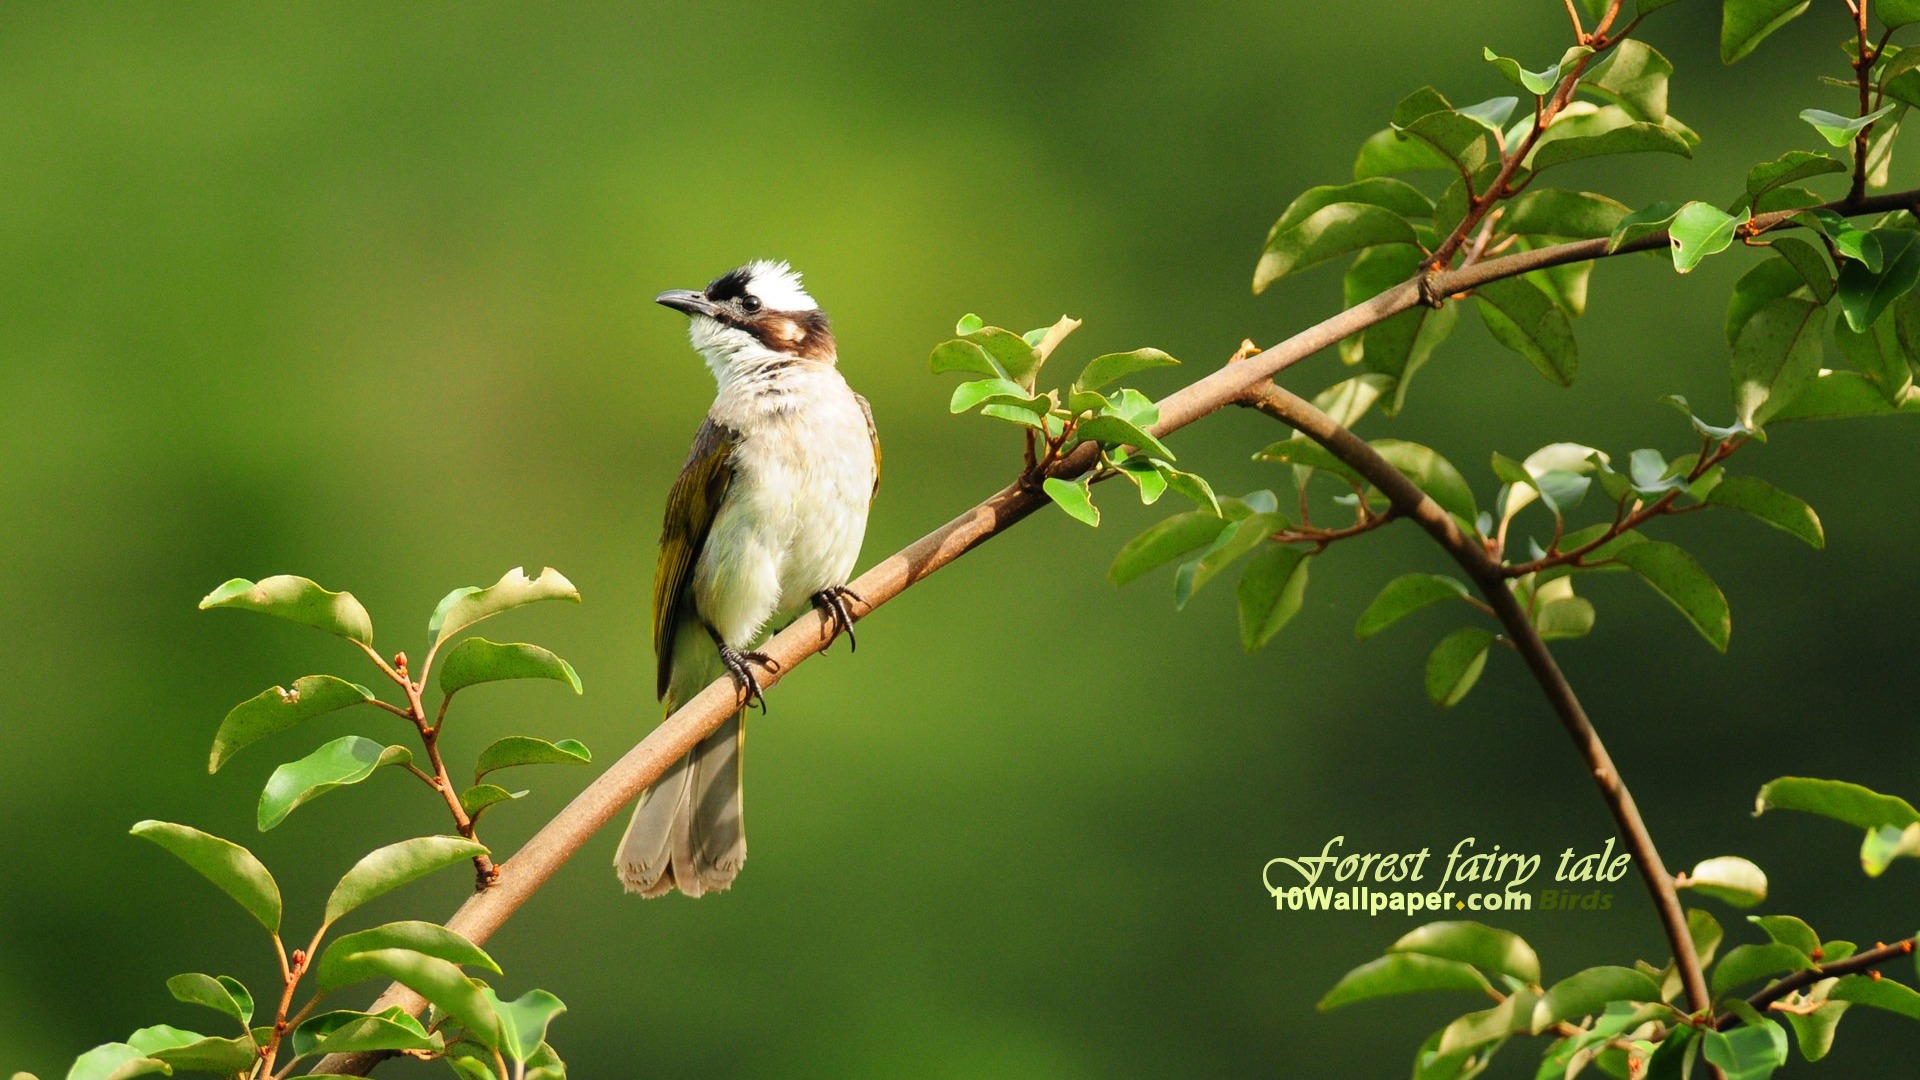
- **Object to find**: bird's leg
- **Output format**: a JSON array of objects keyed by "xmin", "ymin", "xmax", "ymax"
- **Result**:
[
  {"xmin": 706, "ymin": 624, "xmax": 779, "ymax": 713},
  {"xmin": 811, "ymin": 585, "xmax": 864, "ymax": 653}
]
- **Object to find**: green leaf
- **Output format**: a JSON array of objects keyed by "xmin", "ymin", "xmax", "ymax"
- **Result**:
[
  {"xmin": 1108, "ymin": 512, "xmax": 1231, "ymax": 586},
  {"xmin": 1885, "ymin": 0, "xmax": 1920, "ymax": 27},
  {"xmin": 1391, "ymin": 100, "xmax": 1497, "ymax": 179},
  {"xmin": 1474, "ymin": 277, "xmax": 1578, "ymax": 385},
  {"xmin": 1483, "ymin": 44, "xmax": 1592, "ymax": 96},
  {"xmin": 1835, "ymin": 310, "xmax": 1916, "ymax": 402},
  {"xmin": 1721, "ymin": 0, "xmax": 1811, "ymax": 64},
  {"xmin": 1609, "ymin": 200, "xmax": 1684, "ymax": 252},
  {"xmin": 1236, "ymin": 546, "xmax": 1310, "ymax": 651},
  {"xmin": 291, "ymin": 1009, "xmax": 436, "ymax": 1058},
  {"xmin": 1748, "ymin": 915, "xmax": 1820, "ymax": 958},
  {"xmin": 1838, "ymin": 229, "xmax": 1920, "ymax": 332},
  {"xmin": 1611, "ymin": 541, "xmax": 1731, "ymax": 651},
  {"xmin": 1173, "ymin": 512, "xmax": 1288, "ymax": 608},
  {"xmin": 1706, "ymin": 475, "xmax": 1823, "ymax": 547},
  {"xmin": 1797, "ymin": 209, "xmax": 1882, "ymax": 270},
  {"xmin": 1582, "ymin": 40, "xmax": 1671, "ymax": 123},
  {"xmin": 1731, "ymin": 296, "xmax": 1826, "ymax": 428},
  {"xmin": 1701, "ymin": 1020, "xmax": 1789, "ymax": 1080},
  {"xmin": 459, "ymin": 785, "xmax": 526, "ymax": 819},
  {"xmin": 1116, "ymin": 457, "xmax": 1168, "ymax": 504},
  {"xmin": 1356, "ymin": 574, "xmax": 1471, "ymax": 639},
  {"xmin": 927, "ymin": 338, "xmax": 999, "ymax": 377},
  {"xmin": 1830, "ymin": 973, "xmax": 1920, "ymax": 1017},
  {"xmin": 130, "ymin": 821, "xmax": 281, "ymax": 932},
  {"xmin": 1337, "ymin": 245, "xmax": 1458, "ymax": 411},
  {"xmin": 1785, "ymin": 1001, "xmax": 1850, "ymax": 1062},
  {"xmin": 1042, "ymin": 477, "xmax": 1099, "ymax": 527},
  {"xmin": 1678, "ymin": 855, "xmax": 1768, "ymax": 908},
  {"xmin": 1317, "ymin": 953, "xmax": 1491, "ymax": 1010},
  {"xmin": 1800, "ymin": 105, "xmax": 1899, "ymax": 148},
  {"xmin": 1252, "ymin": 438, "xmax": 1366, "ymax": 488},
  {"xmin": 1768, "ymin": 369, "xmax": 1920, "ymax": 421},
  {"xmin": 472, "ymin": 736, "xmax": 592, "ymax": 783},
  {"xmin": 1668, "ymin": 202, "xmax": 1740, "ymax": 273},
  {"xmin": 126, "ymin": 1028, "xmax": 255, "ymax": 1076},
  {"xmin": 1371, "ymin": 440, "xmax": 1478, "ymax": 522},
  {"xmin": 1861, "ymin": 822, "xmax": 1920, "ymax": 876},
  {"xmin": 1754, "ymin": 776, "xmax": 1920, "ymax": 830},
  {"xmin": 1073, "ymin": 348, "xmax": 1179, "ymax": 393},
  {"xmin": 438, "ymin": 639, "xmax": 582, "ymax": 697},
  {"xmin": 1711, "ymin": 943, "xmax": 1809, "ymax": 997},
  {"xmin": 166, "ymin": 973, "xmax": 253, "ymax": 1027},
  {"xmin": 948, "ymin": 327, "xmax": 1041, "ymax": 385},
  {"xmin": 1393, "ymin": 921, "xmax": 1541, "ymax": 984},
  {"xmin": 485, "ymin": 989, "xmax": 567, "ymax": 1064},
  {"xmin": 208, "ymin": 675, "xmax": 375, "ymax": 774},
  {"xmin": 324, "ymin": 835, "xmax": 490, "ymax": 927},
  {"xmin": 315, "ymin": 921, "xmax": 501, "ymax": 994},
  {"xmin": 1769, "ymin": 237, "xmax": 1836, "ymax": 301},
  {"xmin": 1352, "ymin": 127, "xmax": 1453, "ymax": 179},
  {"xmin": 1502, "ymin": 189, "xmax": 1630, "ymax": 239},
  {"xmin": 949, "ymin": 377, "xmax": 1046, "ymax": 414},
  {"xmin": 61, "ymin": 1044, "xmax": 169, "ymax": 1080},
  {"xmin": 258, "ymin": 736, "xmax": 411, "ymax": 832},
  {"xmin": 199, "ymin": 575, "xmax": 374, "ymax": 647},
  {"xmin": 1534, "ymin": 597, "xmax": 1596, "ymax": 640},
  {"xmin": 1437, "ymin": 991, "xmax": 1537, "ymax": 1056},
  {"xmin": 1532, "ymin": 967, "xmax": 1662, "ymax": 1034},
  {"xmin": 428, "ymin": 567, "xmax": 580, "ymax": 649},
  {"xmin": 340, "ymin": 949, "xmax": 501, "ymax": 1047},
  {"xmin": 1073, "ymin": 415, "xmax": 1175, "ymax": 462},
  {"xmin": 1526, "ymin": 106, "xmax": 1693, "ymax": 172},
  {"xmin": 1745, "ymin": 151, "xmax": 1846, "ymax": 202},
  {"xmin": 1254, "ymin": 203, "xmax": 1421, "ymax": 293},
  {"xmin": 1426, "ymin": 629, "xmax": 1496, "ymax": 707},
  {"xmin": 953, "ymin": 313, "xmax": 985, "ymax": 336},
  {"xmin": 1024, "ymin": 315, "xmax": 1082, "ymax": 363},
  {"xmin": 1162, "ymin": 469, "xmax": 1221, "ymax": 515}
]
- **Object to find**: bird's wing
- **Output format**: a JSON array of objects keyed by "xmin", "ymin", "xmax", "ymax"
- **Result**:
[
  {"xmin": 855, "ymin": 391, "xmax": 881, "ymax": 503},
  {"xmin": 654, "ymin": 416, "xmax": 737, "ymax": 700}
]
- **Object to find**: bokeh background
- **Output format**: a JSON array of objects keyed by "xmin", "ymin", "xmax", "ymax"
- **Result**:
[{"xmin": 2, "ymin": 3, "xmax": 1916, "ymax": 1076}]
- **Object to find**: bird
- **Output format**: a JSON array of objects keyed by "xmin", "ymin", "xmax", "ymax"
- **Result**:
[{"xmin": 616, "ymin": 260, "xmax": 879, "ymax": 898}]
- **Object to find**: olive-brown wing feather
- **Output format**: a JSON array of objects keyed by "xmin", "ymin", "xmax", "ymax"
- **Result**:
[{"xmin": 653, "ymin": 417, "xmax": 737, "ymax": 699}]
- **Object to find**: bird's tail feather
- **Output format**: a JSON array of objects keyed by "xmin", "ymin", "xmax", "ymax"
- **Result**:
[{"xmin": 616, "ymin": 638, "xmax": 747, "ymax": 897}]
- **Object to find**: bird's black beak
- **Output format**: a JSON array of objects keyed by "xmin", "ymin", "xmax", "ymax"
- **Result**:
[{"xmin": 655, "ymin": 289, "xmax": 719, "ymax": 317}]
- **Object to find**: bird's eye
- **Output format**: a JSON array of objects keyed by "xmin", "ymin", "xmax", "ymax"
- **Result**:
[{"xmin": 740, "ymin": 295, "xmax": 762, "ymax": 313}]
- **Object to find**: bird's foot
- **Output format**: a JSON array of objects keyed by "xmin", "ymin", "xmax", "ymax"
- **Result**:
[
  {"xmin": 716, "ymin": 642, "xmax": 778, "ymax": 713},
  {"xmin": 812, "ymin": 586, "xmax": 864, "ymax": 653}
]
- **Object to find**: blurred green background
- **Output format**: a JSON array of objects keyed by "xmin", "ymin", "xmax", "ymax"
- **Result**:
[{"xmin": 2, "ymin": 2, "xmax": 1916, "ymax": 1076}]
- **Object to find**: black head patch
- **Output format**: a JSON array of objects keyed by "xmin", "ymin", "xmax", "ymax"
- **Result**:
[{"xmin": 705, "ymin": 267, "xmax": 752, "ymax": 303}]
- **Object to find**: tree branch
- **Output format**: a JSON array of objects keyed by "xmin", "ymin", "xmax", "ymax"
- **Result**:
[
  {"xmin": 1719, "ymin": 937, "xmax": 1916, "ymax": 1029},
  {"xmin": 315, "ymin": 182, "xmax": 1920, "ymax": 1075}
]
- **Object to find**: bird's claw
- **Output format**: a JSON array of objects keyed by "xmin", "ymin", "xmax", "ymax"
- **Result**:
[
  {"xmin": 717, "ymin": 643, "xmax": 777, "ymax": 713},
  {"xmin": 812, "ymin": 586, "xmax": 864, "ymax": 653}
]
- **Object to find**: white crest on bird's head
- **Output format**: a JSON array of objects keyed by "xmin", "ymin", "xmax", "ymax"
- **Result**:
[
  {"xmin": 670, "ymin": 259, "xmax": 836, "ymax": 383},
  {"xmin": 715, "ymin": 259, "xmax": 817, "ymax": 313}
]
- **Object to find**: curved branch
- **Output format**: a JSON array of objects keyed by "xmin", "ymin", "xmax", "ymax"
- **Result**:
[
  {"xmin": 316, "ymin": 183, "xmax": 1920, "ymax": 1074},
  {"xmin": 1718, "ymin": 937, "xmax": 1917, "ymax": 1029}
]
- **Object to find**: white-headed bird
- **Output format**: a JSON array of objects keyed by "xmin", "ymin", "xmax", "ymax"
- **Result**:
[{"xmin": 617, "ymin": 261, "xmax": 878, "ymax": 897}]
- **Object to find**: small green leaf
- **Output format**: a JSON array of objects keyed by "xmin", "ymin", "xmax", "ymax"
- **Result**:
[
  {"xmin": 324, "ymin": 836, "xmax": 490, "ymax": 927},
  {"xmin": 927, "ymin": 338, "xmax": 999, "ymax": 377},
  {"xmin": 1800, "ymin": 105, "xmax": 1899, "ymax": 148},
  {"xmin": 485, "ymin": 989, "xmax": 567, "ymax": 1064},
  {"xmin": 1163, "ymin": 469, "xmax": 1221, "ymax": 515},
  {"xmin": 1393, "ymin": 921, "xmax": 1541, "ymax": 984},
  {"xmin": 1710, "ymin": 942, "xmax": 1809, "ymax": 996},
  {"xmin": 1838, "ymin": 229, "xmax": 1920, "ymax": 332},
  {"xmin": 1678, "ymin": 855, "xmax": 1768, "ymax": 908},
  {"xmin": 1253, "ymin": 438, "xmax": 1366, "ymax": 488},
  {"xmin": 1073, "ymin": 348, "xmax": 1179, "ymax": 393},
  {"xmin": 291, "ymin": 1009, "xmax": 437, "ymax": 1058},
  {"xmin": 1609, "ymin": 200, "xmax": 1685, "ymax": 252},
  {"xmin": 1668, "ymin": 202, "xmax": 1740, "ymax": 273},
  {"xmin": 1706, "ymin": 475, "xmax": 1823, "ymax": 547},
  {"xmin": 1721, "ymin": 0, "xmax": 1812, "ymax": 64},
  {"xmin": 1731, "ymin": 297, "xmax": 1826, "ymax": 429},
  {"xmin": 340, "ymin": 949, "xmax": 500, "ymax": 1047},
  {"xmin": 125, "ymin": 1028, "xmax": 255, "ymax": 1077},
  {"xmin": 1830, "ymin": 973, "xmax": 1920, "ymax": 1018},
  {"xmin": 315, "ymin": 921, "xmax": 500, "ymax": 994},
  {"xmin": 1745, "ymin": 151, "xmax": 1846, "ymax": 202},
  {"xmin": 961, "ymin": 327, "xmax": 1043, "ymax": 385},
  {"xmin": 1532, "ymin": 967, "xmax": 1662, "ymax": 1034},
  {"xmin": 949, "ymin": 377, "xmax": 1045, "ymax": 414},
  {"xmin": 1024, "ymin": 315, "xmax": 1082, "ymax": 362},
  {"xmin": 1611, "ymin": 541, "xmax": 1731, "ymax": 651},
  {"xmin": 1701, "ymin": 1020, "xmax": 1789, "ymax": 1080},
  {"xmin": 953, "ymin": 313, "xmax": 985, "ymax": 336},
  {"xmin": 1861, "ymin": 822, "xmax": 1920, "ymax": 876},
  {"xmin": 1073, "ymin": 415, "xmax": 1175, "ymax": 463},
  {"xmin": 1426, "ymin": 629, "xmax": 1496, "ymax": 707},
  {"xmin": 1534, "ymin": 597, "xmax": 1596, "ymax": 640},
  {"xmin": 439, "ymin": 639, "xmax": 582, "ymax": 697},
  {"xmin": 459, "ymin": 784, "xmax": 526, "ymax": 819},
  {"xmin": 1526, "ymin": 106, "xmax": 1693, "ymax": 171},
  {"xmin": 1768, "ymin": 370, "xmax": 1920, "ymax": 422},
  {"xmin": 258, "ymin": 736, "xmax": 411, "ymax": 831},
  {"xmin": 61, "ymin": 1044, "xmax": 169, "ymax": 1080},
  {"xmin": 1582, "ymin": 40, "xmax": 1671, "ymax": 123},
  {"xmin": 1483, "ymin": 44, "xmax": 1592, "ymax": 96},
  {"xmin": 473, "ymin": 736, "xmax": 592, "ymax": 782},
  {"xmin": 200, "ymin": 575, "xmax": 374, "ymax": 647},
  {"xmin": 1501, "ymin": 189, "xmax": 1630, "ymax": 239},
  {"xmin": 1356, "ymin": 574, "xmax": 1472, "ymax": 639},
  {"xmin": 1108, "ymin": 512, "xmax": 1231, "ymax": 586},
  {"xmin": 1474, "ymin": 278, "xmax": 1578, "ymax": 386},
  {"xmin": 1042, "ymin": 477, "xmax": 1099, "ymax": 527},
  {"xmin": 208, "ymin": 675, "xmax": 375, "ymax": 774},
  {"xmin": 1748, "ymin": 915, "xmax": 1820, "ymax": 958},
  {"xmin": 1754, "ymin": 777, "xmax": 1920, "ymax": 830},
  {"xmin": 165, "ymin": 974, "xmax": 253, "ymax": 1027},
  {"xmin": 1173, "ymin": 512, "xmax": 1288, "ymax": 608},
  {"xmin": 1317, "ymin": 953, "xmax": 1491, "ymax": 1010},
  {"xmin": 1254, "ymin": 202, "xmax": 1421, "ymax": 293},
  {"xmin": 1236, "ymin": 545, "xmax": 1310, "ymax": 651},
  {"xmin": 1785, "ymin": 1001, "xmax": 1850, "ymax": 1062},
  {"xmin": 130, "ymin": 821, "xmax": 281, "ymax": 932},
  {"xmin": 1352, "ymin": 127, "xmax": 1453, "ymax": 179},
  {"xmin": 428, "ymin": 567, "xmax": 580, "ymax": 649},
  {"xmin": 1437, "ymin": 991, "xmax": 1536, "ymax": 1056},
  {"xmin": 1835, "ymin": 311, "xmax": 1916, "ymax": 402}
]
